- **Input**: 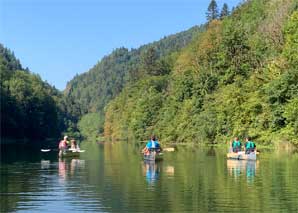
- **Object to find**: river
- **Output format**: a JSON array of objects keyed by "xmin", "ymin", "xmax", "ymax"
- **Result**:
[{"xmin": 1, "ymin": 142, "xmax": 298, "ymax": 212}]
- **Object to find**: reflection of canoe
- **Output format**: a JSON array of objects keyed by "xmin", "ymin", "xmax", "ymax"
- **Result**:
[
  {"xmin": 227, "ymin": 159, "xmax": 258, "ymax": 180},
  {"xmin": 227, "ymin": 151, "xmax": 257, "ymax": 161},
  {"xmin": 144, "ymin": 151, "xmax": 163, "ymax": 161}
]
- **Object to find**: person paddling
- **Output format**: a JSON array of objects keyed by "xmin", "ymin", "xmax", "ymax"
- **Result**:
[
  {"xmin": 231, "ymin": 137, "xmax": 241, "ymax": 153},
  {"xmin": 59, "ymin": 136, "xmax": 69, "ymax": 156},
  {"xmin": 244, "ymin": 137, "xmax": 256, "ymax": 154},
  {"xmin": 70, "ymin": 139, "xmax": 79, "ymax": 150},
  {"xmin": 142, "ymin": 135, "xmax": 161, "ymax": 155}
]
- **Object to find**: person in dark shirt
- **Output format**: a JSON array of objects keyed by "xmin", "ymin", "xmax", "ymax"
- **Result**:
[
  {"xmin": 244, "ymin": 137, "xmax": 256, "ymax": 154},
  {"xmin": 231, "ymin": 137, "xmax": 242, "ymax": 153}
]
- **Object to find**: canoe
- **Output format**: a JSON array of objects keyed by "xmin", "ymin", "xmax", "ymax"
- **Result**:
[
  {"xmin": 144, "ymin": 151, "xmax": 163, "ymax": 161},
  {"xmin": 59, "ymin": 149, "xmax": 85, "ymax": 158},
  {"xmin": 227, "ymin": 151, "xmax": 257, "ymax": 161}
]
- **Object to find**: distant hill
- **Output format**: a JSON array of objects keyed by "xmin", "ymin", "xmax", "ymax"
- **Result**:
[{"xmin": 65, "ymin": 26, "xmax": 204, "ymax": 115}]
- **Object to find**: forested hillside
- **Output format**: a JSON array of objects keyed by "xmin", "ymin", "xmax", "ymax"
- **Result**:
[
  {"xmin": 104, "ymin": 0, "xmax": 298, "ymax": 145},
  {"xmin": 0, "ymin": 44, "xmax": 78, "ymax": 143},
  {"xmin": 65, "ymin": 26, "xmax": 202, "ymax": 114},
  {"xmin": 65, "ymin": 26, "xmax": 204, "ymax": 138}
]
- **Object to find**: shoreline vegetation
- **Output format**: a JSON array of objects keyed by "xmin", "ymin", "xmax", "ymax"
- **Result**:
[{"xmin": 1, "ymin": 0, "xmax": 298, "ymax": 148}]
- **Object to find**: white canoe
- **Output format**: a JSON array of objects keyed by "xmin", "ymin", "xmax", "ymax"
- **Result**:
[
  {"xmin": 227, "ymin": 151, "xmax": 257, "ymax": 161},
  {"xmin": 59, "ymin": 149, "xmax": 85, "ymax": 158}
]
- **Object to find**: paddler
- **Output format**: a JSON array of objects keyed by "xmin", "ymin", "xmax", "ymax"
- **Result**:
[
  {"xmin": 142, "ymin": 135, "xmax": 161, "ymax": 154},
  {"xmin": 231, "ymin": 137, "xmax": 241, "ymax": 153},
  {"xmin": 244, "ymin": 137, "xmax": 256, "ymax": 154},
  {"xmin": 59, "ymin": 136, "xmax": 69, "ymax": 156}
]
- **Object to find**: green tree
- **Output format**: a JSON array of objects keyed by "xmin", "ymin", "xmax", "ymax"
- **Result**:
[
  {"xmin": 140, "ymin": 47, "xmax": 159, "ymax": 76},
  {"xmin": 1, "ymin": 44, "xmax": 77, "ymax": 143},
  {"xmin": 206, "ymin": 0, "xmax": 219, "ymax": 22},
  {"xmin": 78, "ymin": 113, "xmax": 103, "ymax": 139},
  {"xmin": 220, "ymin": 3, "xmax": 229, "ymax": 19}
]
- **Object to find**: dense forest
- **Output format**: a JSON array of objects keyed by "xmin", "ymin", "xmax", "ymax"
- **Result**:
[
  {"xmin": 1, "ymin": 0, "xmax": 297, "ymax": 146},
  {"xmin": 103, "ymin": 0, "xmax": 298, "ymax": 145},
  {"xmin": 0, "ymin": 44, "xmax": 79, "ymax": 143},
  {"xmin": 65, "ymin": 26, "xmax": 204, "ymax": 139}
]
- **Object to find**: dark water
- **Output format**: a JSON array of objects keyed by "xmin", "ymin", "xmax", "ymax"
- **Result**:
[{"xmin": 1, "ymin": 142, "xmax": 298, "ymax": 212}]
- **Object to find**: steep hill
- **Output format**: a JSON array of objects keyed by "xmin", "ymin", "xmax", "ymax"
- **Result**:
[
  {"xmin": 104, "ymin": 0, "xmax": 298, "ymax": 145},
  {"xmin": 0, "ymin": 44, "xmax": 78, "ymax": 142},
  {"xmin": 65, "ymin": 26, "xmax": 203, "ymax": 115}
]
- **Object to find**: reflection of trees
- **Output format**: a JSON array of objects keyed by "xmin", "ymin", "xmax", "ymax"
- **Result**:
[
  {"xmin": 206, "ymin": 146, "xmax": 216, "ymax": 156},
  {"xmin": 0, "ymin": 160, "xmax": 55, "ymax": 212},
  {"xmin": 2, "ymin": 144, "xmax": 298, "ymax": 212},
  {"xmin": 0, "ymin": 147, "xmax": 87, "ymax": 212},
  {"xmin": 0, "ymin": 147, "xmax": 48, "ymax": 212},
  {"xmin": 80, "ymin": 145, "xmax": 298, "ymax": 212}
]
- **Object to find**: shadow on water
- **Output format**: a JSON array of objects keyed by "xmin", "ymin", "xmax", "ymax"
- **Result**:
[{"xmin": 0, "ymin": 145, "xmax": 58, "ymax": 164}]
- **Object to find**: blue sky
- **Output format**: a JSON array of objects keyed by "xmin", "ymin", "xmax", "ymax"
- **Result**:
[{"xmin": 1, "ymin": 0, "xmax": 241, "ymax": 90}]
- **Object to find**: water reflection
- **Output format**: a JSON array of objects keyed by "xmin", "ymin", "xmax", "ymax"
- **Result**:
[
  {"xmin": 40, "ymin": 160, "xmax": 50, "ymax": 169},
  {"xmin": 142, "ymin": 161, "xmax": 161, "ymax": 185},
  {"xmin": 206, "ymin": 146, "xmax": 216, "ymax": 156},
  {"xmin": 227, "ymin": 159, "xmax": 259, "ymax": 183},
  {"xmin": 2, "ymin": 144, "xmax": 298, "ymax": 212},
  {"xmin": 58, "ymin": 158, "xmax": 85, "ymax": 182},
  {"xmin": 165, "ymin": 165, "xmax": 175, "ymax": 176}
]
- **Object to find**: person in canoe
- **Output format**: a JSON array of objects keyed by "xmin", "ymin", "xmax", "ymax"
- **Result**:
[
  {"xmin": 70, "ymin": 139, "xmax": 79, "ymax": 150},
  {"xmin": 244, "ymin": 137, "xmax": 256, "ymax": 154},
  {"xmin": 59, "ymin": 136, "xmax": 69, "ymax": 155},
  {"xmin": 142, "ymin": 135, "xmax": 161, "ymax": 155},
  {"xmin": 231, "ymin": 137, "xmax": 242, "ymax": 153}
]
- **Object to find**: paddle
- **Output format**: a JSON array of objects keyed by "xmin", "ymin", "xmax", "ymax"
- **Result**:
[{"xmin": 41, "ymin": 148, "xmax": 59, "ymax": 152}]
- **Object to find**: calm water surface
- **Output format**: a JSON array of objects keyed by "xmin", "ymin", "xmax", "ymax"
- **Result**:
[{"xmin": 1, "ymin": 142, "xmax": 298, "ymax": 212}]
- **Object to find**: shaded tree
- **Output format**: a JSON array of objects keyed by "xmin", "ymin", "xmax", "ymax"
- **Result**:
[{"xmin": 0, "ymin": 44, "xmax": 77, "ymax": 142}]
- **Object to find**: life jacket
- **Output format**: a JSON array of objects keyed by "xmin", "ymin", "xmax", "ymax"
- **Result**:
[
  {"xmin": 232, "ymin": 141, "xmax": 241, "ymax": 148},
  {"xmin": 147, "ymin": 140, "xmax": 159, "ymax": 148},
  {"xmin": 245, "ymin": 141, "xmax": 255, "ymax": 149},
  {"xmin": 143, "ymin": 147, "xmax": 150, "ymax": 155}
]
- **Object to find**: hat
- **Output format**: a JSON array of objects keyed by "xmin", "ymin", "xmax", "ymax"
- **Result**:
[{"xmin": 64, "ymin": 136, "xmax": 68, "ymax": 140}]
